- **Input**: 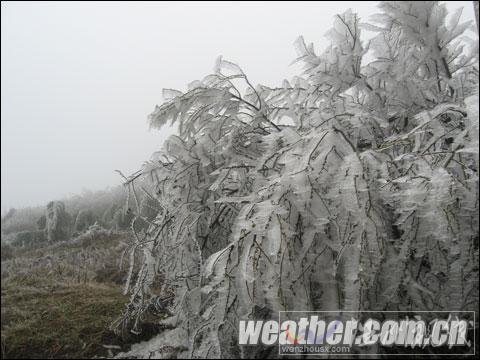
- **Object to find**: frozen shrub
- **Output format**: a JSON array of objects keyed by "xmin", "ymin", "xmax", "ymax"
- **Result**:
[
  {"xmin": 116, "ymin": 2, "xmax": 479, "ymax": 358},
  {"xmin": 45, "ymin": 201, "xmax": 72, "ymax": 243}
]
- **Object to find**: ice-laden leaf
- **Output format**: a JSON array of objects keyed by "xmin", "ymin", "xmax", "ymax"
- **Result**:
[
  {"xmin": 457, "ymin": 94, "xmax": 479, "ymax": 154},
  {"xmin": 162, "ymin": 88, "xmax": 183, "ymax": 101},
  {"xmin": 214, "ymin": 55, "xmax": 245, "ymax": 76}
]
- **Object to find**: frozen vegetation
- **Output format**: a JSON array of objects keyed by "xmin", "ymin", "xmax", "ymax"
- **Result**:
[
  {"xmin": 1, "ymin": 1, "xmax": 479, "ymax": 359},
  {"xmin": 115, "ymin": 1, "xmax": 479, "ymax": 358}
]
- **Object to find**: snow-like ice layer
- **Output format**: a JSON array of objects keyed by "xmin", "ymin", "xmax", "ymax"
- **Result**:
[{"xmin": 115, "ymin": 327, "xmax": 189, "ymax": 359}]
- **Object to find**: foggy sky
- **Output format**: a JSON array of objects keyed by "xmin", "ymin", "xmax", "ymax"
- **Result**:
[{"xmin": 1, "ymin": 1, "xmax": 475, "ymax": 212}]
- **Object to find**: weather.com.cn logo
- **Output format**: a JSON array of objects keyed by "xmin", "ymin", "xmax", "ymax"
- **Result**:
[{"xmin": 238, "ymin": 311, "xmax": 476, "ymax": 356}]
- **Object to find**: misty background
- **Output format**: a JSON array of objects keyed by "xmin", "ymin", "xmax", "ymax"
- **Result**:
[{"xmin": 1, "ymin": 1, "xmax": 475, "ymax": 212}]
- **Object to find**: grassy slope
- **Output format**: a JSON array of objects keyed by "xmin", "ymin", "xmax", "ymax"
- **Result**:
[
  {"xmin": 1, "ymin": 282, "xmax": 127, "ymax": 359},
  {"xmin": 1, "ymin": 230, "xmax": 133, "ymax": 359}
]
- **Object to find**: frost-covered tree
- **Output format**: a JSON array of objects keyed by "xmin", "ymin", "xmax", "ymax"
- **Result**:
[
  {"xmin": 116, "ymin": 2, "xmax": 479, "ymax": 358},
  {"xmin": 45, "ymin": 201, "xmax": 72, "ymax": 243}
]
